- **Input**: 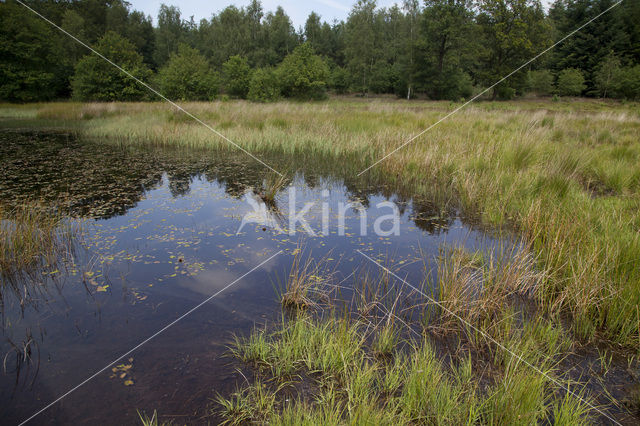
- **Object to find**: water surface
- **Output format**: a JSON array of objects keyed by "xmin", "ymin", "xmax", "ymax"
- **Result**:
[{"xmin": 0, "ymin": 131, "xmax": 509, "ymax": 424}]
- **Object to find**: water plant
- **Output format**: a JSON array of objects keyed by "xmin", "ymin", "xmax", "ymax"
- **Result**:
[
  {"xmin": 221, "ymin": 310, "xmax": 594, "ymax": 425},
  {"xmin": 0, "ymin": 201, "xmax": 78, "ymax": 282},
  {"xmin": 258, "ymin": 172, "xmax": 289, "ymax": 207},
  {"xmin": 279, "ymin": 249, "xmax": 332, "ymax": 310}
]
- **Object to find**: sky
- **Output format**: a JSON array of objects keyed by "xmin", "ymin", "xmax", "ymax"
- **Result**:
[{"xmin": 129, "ymin": 0, "xmax": 413, "ymax": 28}]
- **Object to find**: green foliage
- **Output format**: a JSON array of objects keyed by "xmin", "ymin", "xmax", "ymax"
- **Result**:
[
  {"xmin": 344, "ymin": 0, "xmax": 378, "ymax": 95},
  {"xmin": 247, "ymin": 68, "xmax": 281, "ymax": 102},
  {"xmin": 153, "ymin": 4, "xmax": 187, "ymax": 67},
  {"xmin": 550, "ymin": 0, "xmax": 633, "ymax": 94},
  {"xmin": 277, "ymin": 43, "xmax": 329, "ymax": 100},
  {"xmin": 594, "ymin": 54, "xmax": 640, "ymax": 100},
  {"xmin": 556, "ymin": 68, "xmax": 586, "ymax": 96},
  {"xmin": 611, "ymin": 65, "xmax": 640, "ymax": 100},
  {"xmin": 330, "ymin": 67, "xmax": 351, "ymax": 94},
  {"xmin": 262, "ymin": 6, "xmax": 298, "ymax": 66},
  {"xmin": 222, "ymin": 55, "xmax": 252, "ymax": 99},
  {"xmin": 527, "ymin": 69, "xmax": 554, "ymax": 95},
  {"xmin": 0, "ymin": 1, "xmax": 61, "ymax": 101},
  {"xmin": 156, "ymin": 44, "xmax": 219, "ymax": 101},
  {"xmin": 424, "ymin": 69, "xmax": 474, "ymax": 101},
  {"xmin": 60, "ymin": 10, "xmax": 87, "ymax": 66},
  {"xmin": 496, "ymin": 85, "xmax": 516, "ymax": 100},
  {"xmin": 3, "ymin": 0, "xmax": 640, "ymax": 101},
  {"xmin": 594, "ymin": 53, "xmax": 621, "ymax": 98},
  {"xmin": 304, "ymin": 11, "xmax": 343, "ymax": 62},
  {"xmin": 123, "ymin": 11, "xmax": 156, "ymax": 68},
  {"xmin": 198, "ymin": 4, "xmax": 258, "ymax": 67},
  {"xmin": 71, "ymin": 32, "xmax": 151, "ymax": 101},
  {"xmin": 369, "ymin": 62, "xmax": 399, "ymax": 94},
  {"xmin": 477, "ymin": 0, "xmax": 551, "ymax": 98},
  {"xmin": 418, "ymin": 0, "xmax": 476, "ymax": 100},
  {"xmin": 197, "ymin": 2, "xmax": 297, "ymax": 68}
]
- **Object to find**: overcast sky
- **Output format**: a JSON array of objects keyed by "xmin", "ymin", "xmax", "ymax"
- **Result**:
[
  {"xmin": 128, "ymin": 0, "xmax": 447, "ymax": 28},
  {"xmin": 130, "ymin": 0, "xmax": 555, "ymax": 28}
]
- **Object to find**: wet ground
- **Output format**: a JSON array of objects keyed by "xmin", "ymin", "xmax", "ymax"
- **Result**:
[{"xmin": 0, "ymin": 131, "xmax": 514, "ymax": 424}]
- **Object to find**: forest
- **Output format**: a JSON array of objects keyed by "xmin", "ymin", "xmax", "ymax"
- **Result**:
[{"xmin": 1, "ymin": 0, "xmax": 639, "ymax": 102}]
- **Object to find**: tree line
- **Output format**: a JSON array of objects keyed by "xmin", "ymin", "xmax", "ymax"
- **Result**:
[{"xmin": 1, "ymin": 0, "xmax": 639, "ymax": 102}]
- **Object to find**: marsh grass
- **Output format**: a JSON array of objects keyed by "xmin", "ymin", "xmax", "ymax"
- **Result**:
[
  {"xmin": 279, "ymin": 249, "xmax": 334, "ymax": 310},
  {"xmin": 222, "ymin": 312, "xmax": 593, "ymax": 425},
  {"xmin": 137, "ymin": 410, "xmax": 171, "ymax": 426},
  {"xmin": 217, "ymin": 380, "xmax": 287, "ymax": 425},
  {"xmin": 218, "ymin": 239, "xmax": 627, "ymax": 424},
  {"xmin": 425, "ymin": 243, "xmax": 542, "ymax": 335},
  {"xmin": 0, "ymin": 202, "xmax": 78, "ymax": 283},
  {"xmin": 259, "ymin": 172, "xmax": 289, "ymax": 207}
]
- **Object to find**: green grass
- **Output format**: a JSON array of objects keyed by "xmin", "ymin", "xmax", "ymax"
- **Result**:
[
  {"xmin": 218, "ymin": 243, "xmax": 608, "ymax": 423},
  {"xmin": 0, "ymin": 201, "xmax": 78, "ymax": 281},
  {"xmin": 1, "ymin": 98, "xmax": 639, "ymax": 347},
  {"xmin": 220, "ymin": 310, "xmax": 592, "ymax": 425}
]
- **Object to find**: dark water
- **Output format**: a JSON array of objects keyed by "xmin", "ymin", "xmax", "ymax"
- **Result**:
[{"xmin": 0, "ymin": 131, "xmax": 511, "ymax": 425}]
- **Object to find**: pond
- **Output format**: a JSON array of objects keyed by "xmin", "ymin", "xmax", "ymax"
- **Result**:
[{"xmin": 0, "ymin": 131, "xmax": 511, "ymax": 425}]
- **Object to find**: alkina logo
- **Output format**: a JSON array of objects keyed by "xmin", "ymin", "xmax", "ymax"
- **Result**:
[
  {"xmin": 237, "ymin": 187, "xmax": 401, "ymax": 237},
  {"xmin": 236, "ymin": 192, "xmax": 285, "ymax": 234}
]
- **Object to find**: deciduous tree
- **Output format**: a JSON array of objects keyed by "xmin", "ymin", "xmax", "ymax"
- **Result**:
[
  {"xmin": 72, "ymin": 32, "xmax": 152, "ymax": 101},
  {"xmin": 157, "ymin": 44, "xmax": 219, "ymax": 100}
]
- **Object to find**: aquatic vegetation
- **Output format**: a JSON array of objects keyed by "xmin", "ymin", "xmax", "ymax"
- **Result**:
[
  {"xmin": 258, "ymin": 172, "xmax": 289, "ymax": 207},
  {"xmin": 426, "ymin": 244, "xmax": 542, "ymax": 334},
  {"xmin": 222, "ymin": 311, "xmax": 593, "ymax": 425},
  {"xmin": 137, "ymin": 410, "xmax": 167, "ymax": 426},
  {"xmin": 216, "ymin": 380, "xmax": 287, "ymax": 425},
  {"xmin": 280, "ymin": 249, "xmax": 332, "ymax": 311},
  {"xmin": 0, "ymin": 100, "xmax": 638, "ymax": 424},
  {"xmin": 222, "ymin": 241, "xmax": 635, "ymax": 423},
  {"xmin": 0, "ymin": 201, "xmax": 78, "ymax": 281}
]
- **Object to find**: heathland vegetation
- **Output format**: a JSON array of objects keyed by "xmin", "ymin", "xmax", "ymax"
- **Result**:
[{"xmin": 1, "ymin": 0, "xmax": 640, "ymax": 103}]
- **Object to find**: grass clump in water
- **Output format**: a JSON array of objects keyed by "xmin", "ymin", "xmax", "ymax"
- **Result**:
[
  {"xmin": 279, "ymin": 249, "xmax": 332, "ymax": 311},
  {"xmin": 0, "ymin": 202, "xmax": 78, "ymax": 281},
  {"xmin": 257, "ymin": 172, "xmax": 289, "ymax": 207}
]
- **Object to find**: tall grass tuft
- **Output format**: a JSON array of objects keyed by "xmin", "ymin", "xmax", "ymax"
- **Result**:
[
  {"xmin": 0, "ymin": 202, "xmax": 78, "ymax": 281},
  {"xmin": 258, "ymin": 172, "xmax": 289, "ymax": 207},
  {"xmin": 426, "ymin": 244, "xmax": 542, "ymax": 334},
  {"xmin": 280, "ymin": 249, "xmax": 332, "ymax": 310}
]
